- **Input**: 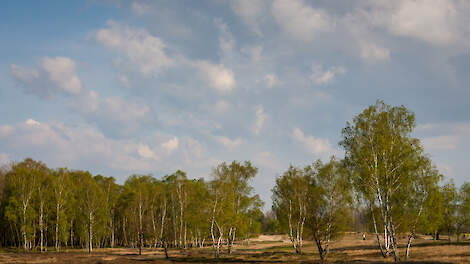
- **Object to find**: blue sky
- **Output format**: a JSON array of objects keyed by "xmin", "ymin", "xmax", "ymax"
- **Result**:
[{"xmin": 1, "ymin": 0, "xmax": 470, "ymax": 209}]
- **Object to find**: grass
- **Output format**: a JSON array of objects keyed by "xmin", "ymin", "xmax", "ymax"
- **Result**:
[{"xmin": 0, "ymin": 234, "xmax": 469, "ymax": 263}]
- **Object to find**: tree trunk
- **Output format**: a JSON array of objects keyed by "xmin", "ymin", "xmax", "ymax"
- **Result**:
[
  {"xmin": 22, "ymin": 204, "xmax": 28, "ymax": 251},
  {"xmin": 39, "ymin": 202, "xmax": 44, "ymax": 252},
  {"xmin": 88, "ymin": 212, "xmax": 93, "ymax": 253},
  {"xmin": 55, "ymin": 204, "xmax": 60, "ymax": 251},
  {"xmin": 138, "ymin": 203, "xmax": 143, "ymax": 255}
]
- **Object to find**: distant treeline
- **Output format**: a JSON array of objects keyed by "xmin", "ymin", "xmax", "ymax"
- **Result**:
[
  {"xmin": 0, "ymin": 159, "xmax": 264, "ymax": 258},
  {"xmin": 0, "ymin": 101, "xmax": 469, "ymax": 263}
]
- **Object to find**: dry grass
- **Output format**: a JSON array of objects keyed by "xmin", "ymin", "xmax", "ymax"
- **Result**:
[{"xmin": 0, "ymin": 234, "xmax": 469, "ymax": 263}]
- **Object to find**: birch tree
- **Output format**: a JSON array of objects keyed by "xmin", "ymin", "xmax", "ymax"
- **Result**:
[
  {"xmin": 403, "ymin": 157, "xmax": 442, "ymax": 258},
  {"xmin": 77, "ymin": 171, "xmax": 105, "ymax": 253},
  {"xmin": 272, "ymin": 165, "xmax": 309, "ymax": 254},
  {"xmin": 5, "ymin": 159, "xmax": 47, "ymax": 250},
  {"xmin": 341, "ymin": 101, "xmax": 423, "ymax": 262},
  {"xmin": 456, "ymin": 182, "xmax": 470, "ymax": 241},
  {"xmin": 306, "ymin": 157, "xmax": 352, "ymax": 261},
  {"xmin": 52, "ymin": 168, "xmax": 71, "ymax": 251},
  {"xmin": 123, "ymin": 175, "xmax": 153, "ymax": 255},
  {"xmin": 35, "ymin": 168, "xmax": 52, "ymax": 252}
]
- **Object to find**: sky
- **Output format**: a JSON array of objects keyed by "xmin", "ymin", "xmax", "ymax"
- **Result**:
[{"xmin": 1, "ymin": 0, "xmax": 470, "ymax": 210}]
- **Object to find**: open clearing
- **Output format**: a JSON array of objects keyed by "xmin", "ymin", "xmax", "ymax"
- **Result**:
[{"xmin": 1, "ymin": 234, "xmax": 469, "ymax": 263}]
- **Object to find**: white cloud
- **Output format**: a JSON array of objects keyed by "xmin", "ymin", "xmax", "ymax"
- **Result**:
[
  {"xmin": 95, "ymin": 21, "xmax": 174, "ymax": 75},
  {"xmin": 10, "ymin": 64, "xmax": 39, "ymax": 84},
  {"xmin": 253, "ymin": 105, "xmax": 267, "ymax": 135},
  {"xmin": 71, "ymin": 91, "xmax": 151, "ymax": 132},
  {"xmin": 291, "ymin": 128, "xmax": 335, "ymax": 156},
  {"xmin": 346, "ymin": 1, "xmax": 470, "ymax": 49},
  {"xmin": 370, "ymin": 1, "xmax": 460, "ymax": 46},
  {"xmin": 25, "ymin": 118, "xmax": 40, "ymax": 126},
  {"xmin": 10, "ymin": 57, "xmax": 82, "ymax": 96},
  {"xmin": 138, "ymin": 144, "xmax": 159, "ymax": 160},
  {"xmin": 214, "ymin": 135, "xmax": 242, "ymax": 150},
  {"xmin": 310, "ymin": 64, "xmax": 346, "ymax": 85},
  {"xmin": 196, "ymin": 61, "xmax": 236, "ymax": 92},
  {"xmin": 272, "ymin": 0, "xmax": 333, "ymax": 42},
  {"xmin": 41, "ymin": 57, "xmax": 82, "ymax": 95},
  {"xmin": 0, "ymin": 120, "xmax": 211, "ymax": 173},
  {"xmin": 162, "ymin": 137, "xmax": 179, "ymax": 154}
]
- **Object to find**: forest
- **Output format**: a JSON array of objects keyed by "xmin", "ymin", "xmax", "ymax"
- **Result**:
[{"xmin": 1, "ymin": 101, "xmax": 469, "ymax": 263}]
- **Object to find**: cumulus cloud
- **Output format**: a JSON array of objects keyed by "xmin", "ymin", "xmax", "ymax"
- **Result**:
[
  {"xmin": 291, "ymin": 128, "xmax": 335, "ymax": 156},
  {"xmin": 369, "ymin": 1, "xmax": 464, "ymax": 46},
  {"xmin": 41, "ymin": 57, "xmax": 82, "ymax": 94},
  {"xmin": 138, "ymin": 144, "xmax": 159, "ymax": 160},
  {"xmin": 196, "ymin": 61, "xmax": 236, "ymax": 92},
  {"xmin": 253, "ymin": 105, "xmax": 267, "ymax": 135},
  {"xmin": 10, "ymin": 57, "xmax": 82, "ymax": 97},
  {"xmin": 10, "ymin": 56, "xmax": 153, "ymax": 135},
  {"xmin": 272, "ymin": 0, "xmax": 333, "ymax": 42},
  {"xmin": 310, "ymin": 64, "xmax": 347, "ymax": 85},
  {"xmin": 95, "ymin": 21, "xmax": 174, "ymax": 76},
  {"xmin": 0, "ymin": 119, "xmax": 212, "ymax": 174},
  {"xmin": 162, "ymin": 137, "xmax": 179, "ymax": 154}
]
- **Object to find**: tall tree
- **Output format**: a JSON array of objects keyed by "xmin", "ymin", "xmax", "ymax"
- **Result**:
[
  {"xmin": 341, "ymin": 101, "xmax": 423, "ymax": 262},
  {"xmin": 306, "ymin": 157, "xmax": 352, "ymax": 261},
  {"xmin": 76, "ymin": 171, "xmax": 105, "ymax": 253},
  {"xmin": 5, "ymin": 159, "xmax": 48, "ymax": 250},
  {"xmin": 456, "ymin": 182, "xmax": 470, "ymax": 241},
  {"xmin": 52, "ymin": 168, "xmax": 71, "ymax": 251},
  {"xmin": 122, "ymin": 175, "xmax": 154, "ymax": 255},
  {"xmin": 272, "ymin": 165, "xmax": 309, "ymax": 254}
]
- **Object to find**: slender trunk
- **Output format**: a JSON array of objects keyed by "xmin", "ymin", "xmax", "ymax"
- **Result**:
[
  {"xmin": 55, "ymin": 203, "xmax": 60, "ymax": 251},
  {"xmin": 70, "ymin": 219, "xmax": 74, "ymax": 249},
  {"xmin": 159, "ymin": 199, "xmax": 167, "ymax": 247},
  {"xmin": 138, "ymin": 202, "xmax": 143, "ymax": 255},
  {"xmin": 110, "ymin": 212, "xmax": 115, "ymax": 248},
  {"xmin": 371, "ymin": 205, "xmax": 387, "ymax": 258},
  {"xmin": 210, "ymin": 195, "xmax": 219, "ymax": 259},
  {"xmin": 88, "ymin": 211, "xmax": 93, "ymax": 253},
  {"xmin": 22, "ymin": 204, "xmax": 28, "ymax": 251},
  {"xmin": 39, "ymin": 202, "xmax": 44, "ymax": 252},
  {"xmin": 227, "ymin": 227, "xmax": 233, "ymax": 254}
]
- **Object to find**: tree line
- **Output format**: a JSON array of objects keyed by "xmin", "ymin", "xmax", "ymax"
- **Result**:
[
  {"xmin": 0, "ymin": 101, "xmax": 469, "ymax": 262},
  {"xmin": 0, "ymin": 160, "xmax": 263, "ymax": 259}
]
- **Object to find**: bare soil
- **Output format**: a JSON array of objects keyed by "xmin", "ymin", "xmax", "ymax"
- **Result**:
[{"xmin": 0, "ymin": 234, "xmax": 469, "ymax": 263}]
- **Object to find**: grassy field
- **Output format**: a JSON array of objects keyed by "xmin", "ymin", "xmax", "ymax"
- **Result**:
[{"xmin": 0, "ymin": 234, "xmax": 469, "ymax": 263}]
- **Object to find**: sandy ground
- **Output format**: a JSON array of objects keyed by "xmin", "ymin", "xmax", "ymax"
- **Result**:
[{"xmin": 0, "ymin": 234, "xmax": 469, "ymax": 263}]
